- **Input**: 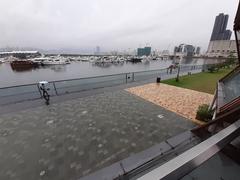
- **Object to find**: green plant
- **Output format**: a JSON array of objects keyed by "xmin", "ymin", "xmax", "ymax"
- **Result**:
[
  {"xmin": 207, "ymin": 64, "xmax": 218, "ymax": 73},
  {"xmin": 226, "ymin": 52, "xmax": 237, "ymax": 67},
  {"xmin": 196, "ymin": 104, "xmax": 213, "ymax": 122}
]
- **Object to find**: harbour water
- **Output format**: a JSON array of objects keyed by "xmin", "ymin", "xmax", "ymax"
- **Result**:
[{"xmin": 0, "ymin": 58, "xmax": 221, "ymax": 88}]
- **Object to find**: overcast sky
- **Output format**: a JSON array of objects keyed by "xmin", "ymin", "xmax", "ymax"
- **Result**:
[{"xmin": 0, "ymin": 0, "xmax": 239, "ymax": 53}]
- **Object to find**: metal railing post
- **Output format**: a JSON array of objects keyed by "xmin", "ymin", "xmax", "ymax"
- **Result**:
[
  {"xmin": 125, "ymin": 73, "xmax": 128, "ymax": 83},
  {"xmin": 176, "ymin": 65, "xmax": 180, "ymax": 82},
  {"xmin": 132, "ymin": 72, "xmax": 135, "ymax": 82},
  {"xmin": 53, "ymin": 82, "xmax": 58, "ymax": 96},
  {"xmin": 37, "ymin": 84, "xmax": 43, "ymax": 97}
]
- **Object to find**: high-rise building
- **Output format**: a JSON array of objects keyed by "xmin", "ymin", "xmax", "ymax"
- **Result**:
[
  {"xmin": 137, "ymin": 47, "xmax": 151, "ymax": 56},
  {"xmin": 95, "ymin": 46, "xmax": 100, "ymax": 55},
  {"xmin": 207, "ymin": 13, "xmax": 237, "ymax": 57},
  {"xmin": 174, "ymin": 44, "xmax": 196, "ymax": 57},
  {"xmin": 195, "ymin": 47, "xmax": 201, "ymax": 55},
  {"xmin": 210, "ymin": 13, "xmax": 232, "ymax": 41}
]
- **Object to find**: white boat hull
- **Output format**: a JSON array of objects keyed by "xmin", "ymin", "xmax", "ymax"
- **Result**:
[
  {"xmin": 42, "ymin": 59, "xmax": 67, "ymax": 65},
  {"xmin": 43, "ymin": 62, "xmax": 67, "ymax": 65}
]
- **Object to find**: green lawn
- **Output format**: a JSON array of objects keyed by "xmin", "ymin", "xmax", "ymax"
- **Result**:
[{"xmin": 162, "ymin": 68, "xmax": 233, "ymax": 94}]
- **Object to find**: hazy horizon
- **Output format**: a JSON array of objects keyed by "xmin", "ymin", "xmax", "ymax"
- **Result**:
[{"xmin": 0, "ymin": 0, "xmax": 239, "ymax": 53}]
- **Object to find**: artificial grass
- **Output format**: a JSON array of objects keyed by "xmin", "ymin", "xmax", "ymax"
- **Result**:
[{"xmin": 162, "ymin": 68, "xmax": 233, "ymax": 94}]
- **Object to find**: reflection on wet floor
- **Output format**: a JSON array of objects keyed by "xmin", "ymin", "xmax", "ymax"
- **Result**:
[{"xmin": 0, "ymin": 90, "xmax": 194, "ymax": 180}]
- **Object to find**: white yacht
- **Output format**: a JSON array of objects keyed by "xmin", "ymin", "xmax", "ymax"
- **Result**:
[
  {"xmin": 64, "ymin": 59, "xmax": 71, "ymax": 64},
  {"xmin": 32, "ymin": 57, "xmax": 51, "ymax": 65},
  {"xmin": 141, "ymin": 56, "xmax": 151, "ymax": 63},
  {"xmin": 42, "ymin": 58, "xmax": 67, "ymax": 65},
  {"xmin": 81, "ymin": 56, "xmax": 90, "ymax": 62}
]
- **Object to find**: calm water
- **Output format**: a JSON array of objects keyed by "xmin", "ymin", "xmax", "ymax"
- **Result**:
[{"xmin": 0, "ymin": 58, "xmax": 221, "ymax": 88}]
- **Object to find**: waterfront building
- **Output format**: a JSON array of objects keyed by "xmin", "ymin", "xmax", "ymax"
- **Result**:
[
  {"xmin": 207, "ymin": 40, "xmax": 237, "ymax": 57},
  {"xmin": 137, "ymin": 46, "xmax": 151, "ymax": 56},
  {"xmin": 207, "ymin": 13, "xmax": 237, "ymax": 58},
  {"xmin": 0, "ymin": 50, "xmax": 40, "ymax": 58},
  {"xmin": 210, "ymin": 13, "xmax": 232, "ymax": 41},
  {"xmin": 94, "ymin": 46, "xmax": 101, "ymax": 55},
  {"xmin": 161, "ymin": 50, "xmax": 170, "ymax": 56},
  {"xmin": 195, "ymin": 47, "xmax": 201, "ymax": 55},
  {"xmin": 174, "ymin": 44, "xmax": 197, "ymax": 57}
]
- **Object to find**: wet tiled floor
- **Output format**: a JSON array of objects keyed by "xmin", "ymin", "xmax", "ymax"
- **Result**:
[{"xmin": 0, "ymin": 90, "xmax": 194, "ymax": 180}]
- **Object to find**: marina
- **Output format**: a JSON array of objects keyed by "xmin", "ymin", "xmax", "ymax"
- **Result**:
[{"xmin": 0, "ymin": 55, "xmax": 221, "ymax": 88}]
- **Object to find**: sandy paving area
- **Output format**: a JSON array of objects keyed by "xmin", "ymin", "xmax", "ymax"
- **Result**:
[{"xmin": 126, "ymin": 83, "xmax": 214, "ymax": 125}]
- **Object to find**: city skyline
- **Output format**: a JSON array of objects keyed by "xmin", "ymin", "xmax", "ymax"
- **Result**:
[
  {"xmin": 210, "ymin": 13, "xmax": 232, "ymax": 41},
  {"xmin": 0, "ymin": 0, "xmax": 238, "ymax": 53}
]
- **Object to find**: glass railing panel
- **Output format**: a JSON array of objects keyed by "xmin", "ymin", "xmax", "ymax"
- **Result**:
[
  {"xmin": 54, "ymin": 74, "xmax": 126, "ymax": 95},
  {"xmin": 0, "ymin": 85, "xmax": 41, "ymax": 105},
  {"xmin": 134, "ymin": 69, "xmax": 166, "ymax": 82},
  {"xmin": 0, "ymin": 84, "xmax": 38, "ymax": 97}
]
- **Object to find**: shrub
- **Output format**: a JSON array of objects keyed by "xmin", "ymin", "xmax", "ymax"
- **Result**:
[
  {"xmin": 226, "ymin": 53, "xmax": 237, "ymax": 67},
  {"xmin": 207, "ymin": 65, "xmax": 218, "ymax": 73},
  {"xmin": 196, "ymin": 104, "xmax": 213, "ymax": 122}
]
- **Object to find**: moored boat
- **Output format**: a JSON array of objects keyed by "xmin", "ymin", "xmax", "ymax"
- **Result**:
[
  {"xmin": 10, "ymin": 60, "xmax": 38, "ymax": 67},
  {"xmin": 10, "ymin": 60, "xmax": 39, "ymax": 72},
  {"xmin": 42, "ymin": 58, "xmax": 67, "ymax": 65},
  {"xmin": 32, "ymin": 57, "xmax": 51, "ymax": 65},
  {"xmin": 127, "ymin": 57, "xmax": 142, "ymax": 63}
]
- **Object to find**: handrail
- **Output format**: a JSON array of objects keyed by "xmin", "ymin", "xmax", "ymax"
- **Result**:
[
  {"xmin": 219, "ymin": 96, "xmax": 240, "ymax": 112},
  {"xmin": 45, "ymin": 67, "xmax": 169, "ymax": 83},
  {"xmin": 218, "ymin": 65, "xmax": 240, "ymax": 83},
  {"xmin": 0, "ymin": 82, "xmax": 39, "ymax": 90},
  {"xmin": 138, "ymin": 119, "xmax": 240, "ymax": 180}
]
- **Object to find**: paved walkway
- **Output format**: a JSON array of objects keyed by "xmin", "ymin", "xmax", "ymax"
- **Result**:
[
  {"xmin": 0, "ymin": 90, "xmax": 194, "ymax": 180},
  {"xmin": 126, "ymin": 83, "xmax": 214, "ymax": 125}
]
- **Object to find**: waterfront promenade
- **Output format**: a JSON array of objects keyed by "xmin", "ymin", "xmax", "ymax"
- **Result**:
[
  {"xmin": 0, "ymin": 90, "xmax": 194, "ymax": 180},
  {"xmin": 0, "ymin": 65, "xmax": 208, "ymax": 179}
]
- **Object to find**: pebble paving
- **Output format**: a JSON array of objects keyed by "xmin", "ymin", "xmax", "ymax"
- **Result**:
[
  {"xmin": 127, "ymin": 83, "xmax": 213, "ymax": 125},
  {"xmin": 0, "ymin": 90, "xmax": 194, "ymax": 180}
]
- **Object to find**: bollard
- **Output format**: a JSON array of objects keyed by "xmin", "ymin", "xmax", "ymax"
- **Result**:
[{"xmin": 156, "ymin": 77, "xmax": 161, "ymax": 83}]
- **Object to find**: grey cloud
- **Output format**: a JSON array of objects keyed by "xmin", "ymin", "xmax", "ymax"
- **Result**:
[{"xmin": 0, "ymin": 0, "xmax": 238, "ymax": 53}]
